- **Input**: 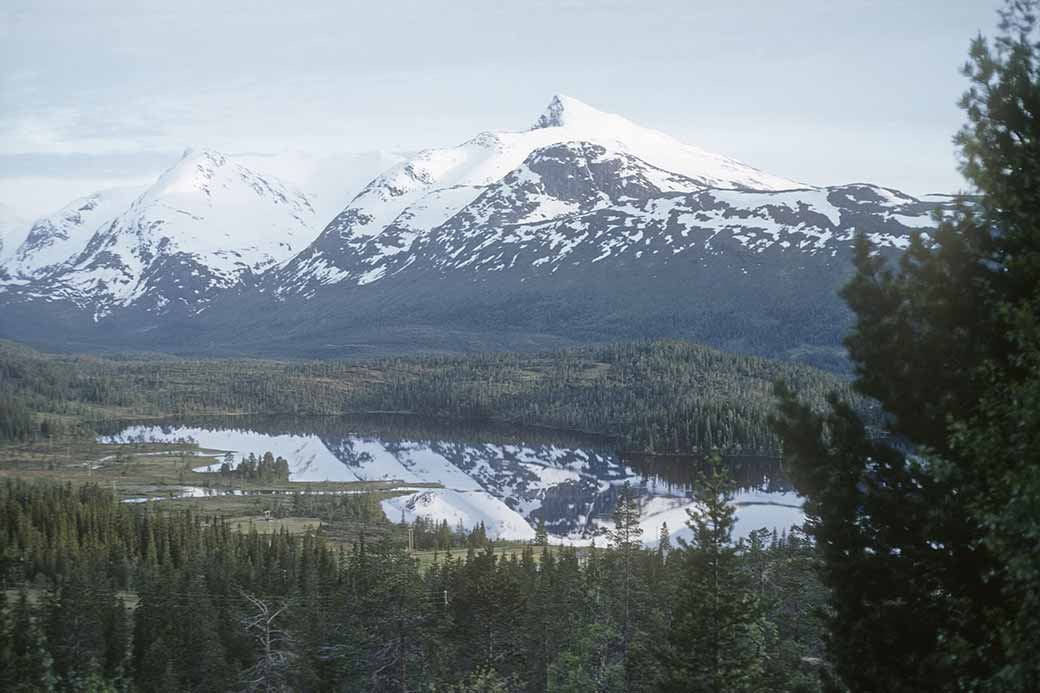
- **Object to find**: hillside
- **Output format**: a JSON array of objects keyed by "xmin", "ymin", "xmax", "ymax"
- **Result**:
[{"xmin": 0, "ymin": 338, "xmax": 869, "ymax": 454}]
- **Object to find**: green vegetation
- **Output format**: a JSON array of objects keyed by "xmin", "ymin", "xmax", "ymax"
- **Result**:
[
  {"xmin": 0, "ymin": 338, "xmax": 864, "ymax": 454},
  {"xmin": 218, "ymin": 451, "xmax": 291, "ymax": 483},
  {"xmin": 1, "ymin": 3, "xmax": 1034, "ymax": 690},
  {"xmin": 0, "ymin": 430, "xmax": 424, "ymax": 552},
  {"xmin": 0, "ymin": 471, "xmax": 824, "ymax": 692},
  {"xmin": 772, "ymin": 3, "xmax": 1040, "ymax": 690},
  {"xmin": 0, "ymin": 397, "xmax": 34, "ymax": 442}
]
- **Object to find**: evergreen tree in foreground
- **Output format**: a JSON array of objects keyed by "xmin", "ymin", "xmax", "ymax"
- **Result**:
[
  {"xmin": 661, "ymin": 454, "xmax": 769, "ymax": 692},
  {"xmin": 773, "ymin": 2, "xmax": 1040, "ymax": 689}
]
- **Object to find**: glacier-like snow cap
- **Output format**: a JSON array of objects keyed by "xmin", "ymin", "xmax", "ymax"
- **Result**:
[{"xmin": 528, "ymin": 93, "xmax": 805, "ymax": 191}]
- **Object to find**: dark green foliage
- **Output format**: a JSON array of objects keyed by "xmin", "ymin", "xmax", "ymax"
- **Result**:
[
  {"xmin": 0, "ymin": 398, "xmax": 34, "ymax": 442},
  {"xmin": 0, "ymin": 476, "xmax": 826, "ymax": 691},
  {"xmin": 0, "ymin": 337, "xmax": 865, "ymax": 455},
  {"xmin": 661, "ymin": 455, "xmax": 771, "ymax": 692},
  {"xmin": 220, "ymin": 451, "xmax": 291, "ymax": 482},
  {"xmin": 548, "ymin": 622, "xmax": 626, "ymax": 692},
  {"xmin": 8, "ymin": 590, "xmax": 56, "ymax": 692},
  {"xmin": 772, "ymin": 3, "xmax": 1040, "ymax": 690},
  {"xmin": 772, "ymin": 387, "xmax": 979, "ymax": 691},
  {"xmin": 950, "ymin": 307, "xmax": 1040, "ymax": 691},
  {"xmin": 356, "ymin": 341, "xmax": 867, "ymax": 454}
]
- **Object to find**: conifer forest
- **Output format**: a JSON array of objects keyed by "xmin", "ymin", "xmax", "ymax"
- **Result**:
[{"xmin": 2, "ymin": 1, "xmax": 1040, "ymax": 691}]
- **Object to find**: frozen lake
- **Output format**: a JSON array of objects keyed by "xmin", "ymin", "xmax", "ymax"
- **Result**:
[{"xmin": 99, "ymin": 415, "xmax": 803, "ymax": 545}]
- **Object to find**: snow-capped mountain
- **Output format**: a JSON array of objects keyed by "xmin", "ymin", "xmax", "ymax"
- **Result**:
[
  {"xmin": 2, "ymin": 149, "xmax": 319, "ymax": 316},
  {"xmin": 233, "ymin": 150, "xmax": 408, "ymax": 223},
  {"xmin": 0, "ymin": 187, "xmax": 144, "ymax": 283},
  {"xmin": 0, "ymin": 95, "xmax": 956, "ymax": 364},
  {"xmin": 276, "ymin": 138, "xmax": 942, "ymax": 299},
  {"xmin": 417, "ymin": 155, "xmax": 939, "ymax": 275},
  {"xmin": 275, "ymin": 95, "xmax": 804, "ymax": 294}
]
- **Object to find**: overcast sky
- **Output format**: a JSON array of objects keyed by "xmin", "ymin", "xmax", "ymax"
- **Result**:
[{"xmin": 0, "ymin": 0, "xmax": 1005, "ymax": 219}]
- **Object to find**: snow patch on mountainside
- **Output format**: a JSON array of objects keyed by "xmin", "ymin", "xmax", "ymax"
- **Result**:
[
  {"xmin": 342, "ymin": 163, "xmax": 940, "ymax": 286},
  {"xmin": 13, "ymin": 149, "xmax": 320, "ymax": 315},
  {"xmin": 1, "ymin": 187, "xmax": 144, "ymax": 281},
  {"xmin": 276, "ymin": 95, "xmax": 808, "ymax": 294},
  {"xmin": 275, "ymin": 95, "xmax": 950, "ymax": 299},
  {"xmin": 235, "ymin": 150, "xmax": 407, "ymax": 223}
]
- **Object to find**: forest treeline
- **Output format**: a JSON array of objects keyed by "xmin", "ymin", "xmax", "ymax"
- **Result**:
[
  {"xmin": 0, "ymin": 474, "xmax": 825, "ymax": 692},
  {"xmin": 0, "ymin": 338, "xmax": 867, "ymax": 454},
  {"xmin": 218, "ymin": 452, "xmax": 291, "ymax": 483}
]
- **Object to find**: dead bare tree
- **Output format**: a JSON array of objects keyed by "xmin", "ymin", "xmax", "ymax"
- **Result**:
[{"xmin": 240, "ymin": 592, "xmax": 296, "ymax": 693}]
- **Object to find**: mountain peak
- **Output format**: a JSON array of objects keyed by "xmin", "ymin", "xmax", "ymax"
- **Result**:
[
  {"xmin": 147, "ymin": 148, "xmax": 232, "ymax": 199},
  {"xmin": 532, "ymin": 94, "xmax": 619, "ymax": 130}
]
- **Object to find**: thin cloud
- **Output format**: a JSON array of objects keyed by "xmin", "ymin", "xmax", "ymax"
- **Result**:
[{"xmin": 0, "ymin": 0, "xmax": 1001, "ymax": 217}]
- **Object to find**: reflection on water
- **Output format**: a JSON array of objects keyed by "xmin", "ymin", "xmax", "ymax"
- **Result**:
[{"xmin": 98, "ymin": 415, "xmax": 803, "ymax": 544}]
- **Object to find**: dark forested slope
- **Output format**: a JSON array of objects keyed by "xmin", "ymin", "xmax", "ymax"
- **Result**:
[{"xmin": 0, "ymin": 338, "xmax": 869, "ymax": 454}]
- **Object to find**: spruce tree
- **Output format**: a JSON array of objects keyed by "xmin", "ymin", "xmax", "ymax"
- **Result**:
[
  {"xmin": 534, "ymin": 516, "xmax": 549, "ymax": 546},
  {"xmin": 103, "ymin": 597, "xmax": 129, "ymax": 682},
  {"xmin": 0, "ymin": 591, "xmax": 13, "ymax": 691},
  {"xmin": 661, "ymin": 454, "xmax": 768, "ymax": 692},
  {"xmin": 607, "ymin": 481, "xmax": 644, "ymax": 687},
  {"xmin": 772, "ymin": 2, "xmax": 1040, "ymax": 689},
  {"xmin": 657, "ymin": 522, "xmax": 672, "ymax": 555},
  {"xmin": 11, "ymin": 591, "xmax": 56, "ymax": 692},
  {"xmin": 548, "ymin": 623, "xmax": 626, "ymax": 692}
]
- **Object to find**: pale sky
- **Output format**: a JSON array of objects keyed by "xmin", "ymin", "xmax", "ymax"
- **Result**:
[{"xmin": 0, "ymin": 0, "xmax": 1005, "ymax": 219}]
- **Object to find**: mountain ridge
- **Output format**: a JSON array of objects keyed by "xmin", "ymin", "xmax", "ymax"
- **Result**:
[
  {"xmin": 0, "ymin": 95, "xmax": 955, "ymax": 367},
  {"xmin": 1, "ymin": 149, "xmax": 320, "ymax": 317}
]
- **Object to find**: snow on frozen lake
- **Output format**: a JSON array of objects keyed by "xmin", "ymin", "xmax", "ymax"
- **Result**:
[{"xmin": 100, "ymin": 417, "xmax": 803, "ymax": 544}]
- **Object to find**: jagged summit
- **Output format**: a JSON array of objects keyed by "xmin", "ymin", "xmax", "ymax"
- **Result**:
[
  {"xmin": 531, "ymin": 94, "xmax": 672, "ymax": 144},
  {"xmin": 529, "ymin": 94, "xmax": 805, "ymax": 191},
  {"xmin": 531, "ymin": 94, "xmax": 620, "ymax": 130},
  {"xmin": 532, "ymin": 94, "xmax": 568, "ymax": 128}
]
